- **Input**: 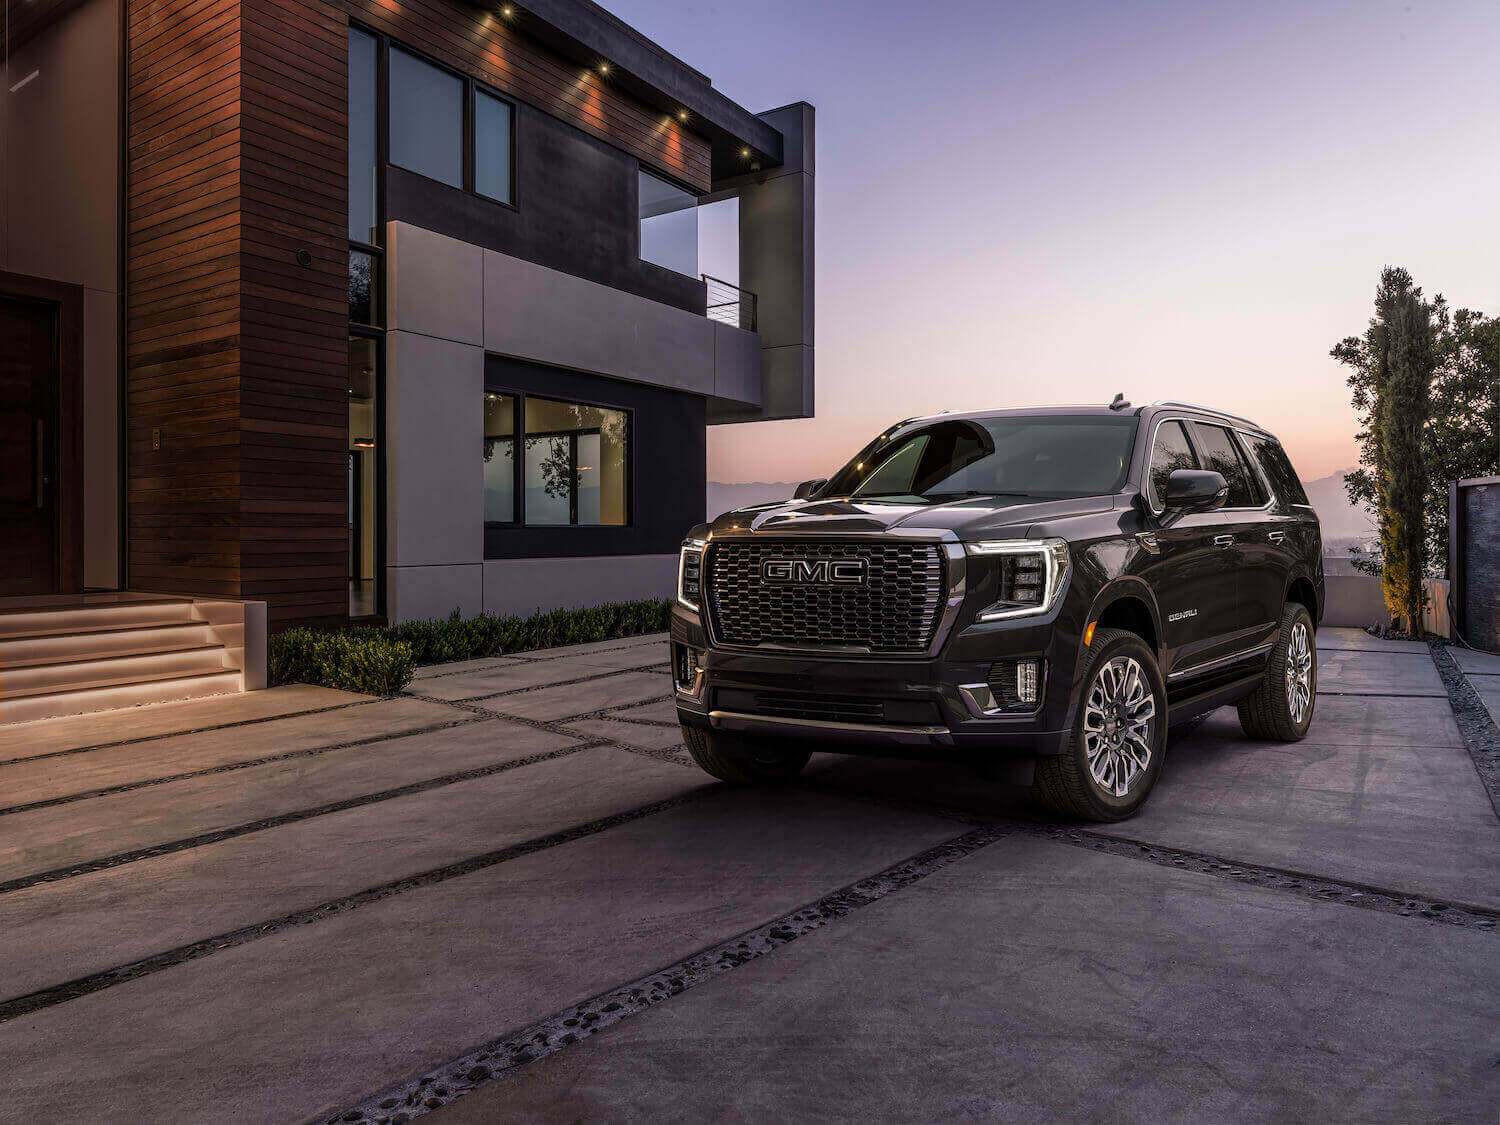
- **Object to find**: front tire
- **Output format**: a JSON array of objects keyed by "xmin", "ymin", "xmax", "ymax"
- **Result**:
[
  {"xmin": 681, "ymin": 725, "xmax": 811, "ymax": 785},
  {"xmin": 1237, "ymin": 603, "xmax": 1316, "ymax": 741},
  {"xmin": 1034, "ymin": 628, "xmax": 1168, "ymax": 822}
]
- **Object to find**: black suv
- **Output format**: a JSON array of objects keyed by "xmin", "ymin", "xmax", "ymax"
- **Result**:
[{"xmin": 670, "ymin": 399, "xmax": 1324, "ymax": 821}]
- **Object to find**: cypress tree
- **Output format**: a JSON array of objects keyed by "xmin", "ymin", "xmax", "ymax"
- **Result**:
[{"xmin": 1370, "ymin": 267, "xmax": 1434, "ymax": 634}]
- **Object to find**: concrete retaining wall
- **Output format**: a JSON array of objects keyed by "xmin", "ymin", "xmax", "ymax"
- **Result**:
[{"xmin": 1322, "ymin": 572, "xmax": 1451, "ymax": 637}]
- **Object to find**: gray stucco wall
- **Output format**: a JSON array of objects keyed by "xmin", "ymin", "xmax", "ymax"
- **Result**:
[{"xmin": 382, "ymin": 221, "xmax": 739, "ymax": 622}]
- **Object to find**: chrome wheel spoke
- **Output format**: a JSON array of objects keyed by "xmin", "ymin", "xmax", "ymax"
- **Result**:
[{"xmin": 1083, "ymin": 654, "xmax": 1157, "ymax": 799}]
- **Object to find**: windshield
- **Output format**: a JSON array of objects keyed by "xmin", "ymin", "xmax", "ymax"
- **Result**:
[{"xmin": 823, "ymin": 415, "xmax": 1139, "ymax": 501}]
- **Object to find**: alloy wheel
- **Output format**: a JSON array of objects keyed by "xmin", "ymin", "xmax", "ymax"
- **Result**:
[
  {"xmin": 1285, "ymin": 621, "xmax": 1313, "ymax": 724},
  {"xmin": 1082, "ymin": 655, "xmax": 1157, "ymax": 798}
]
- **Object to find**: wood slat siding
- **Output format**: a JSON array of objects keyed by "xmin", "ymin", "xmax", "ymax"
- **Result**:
[
  {"xmin": 127, "ymin": 0, "xmax": 710, "ymax": 624},
  {"xmin": 339, "ymin": 0, "xmax": 711, "ymax": 191}
]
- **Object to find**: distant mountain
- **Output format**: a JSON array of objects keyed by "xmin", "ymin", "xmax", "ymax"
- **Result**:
[
  {"xmin": 1301, "ymin": 469, "xmax": 1377, "ymax": 547},
  {"xmin": 708, "ymin": 471, "xmax": 1378, "ymax": 548}
]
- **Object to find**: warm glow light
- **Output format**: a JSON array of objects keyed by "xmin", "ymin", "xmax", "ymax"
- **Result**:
[
  {"xmin": 501, "ymin": 4, "xmax": 513, "ymax": 15},
  {"xmin": 598, "ymin": 62, "xmax": 610, "ymax": 74},
  {"xmin": 677, "ymin": 110, "xmax": 688, "ymax": 121},
  {"xmin": 1084, "ymin": 621, "xmax": 1096, "ymax": 647},
  {"xmin": 741, "ymin": 147, "xmax": 751, "ymax": 158}
]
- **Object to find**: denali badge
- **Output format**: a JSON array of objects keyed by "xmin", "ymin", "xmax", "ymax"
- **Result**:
[
  {"xmin": 1168, "ymin": 608, "xmax": 1198, "ymax": 622},
  {"xmin": 760, "ymin": 558, "xmax": 867, "ymax": 585}
]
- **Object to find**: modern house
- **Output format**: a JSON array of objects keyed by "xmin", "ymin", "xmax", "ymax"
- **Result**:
[{"xmin": 0, "ymin": 0, "xmax": 812, "ymax": 718}]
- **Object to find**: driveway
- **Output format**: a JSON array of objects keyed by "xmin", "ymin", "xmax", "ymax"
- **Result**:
[{"xmin": 0, "ymin": 629, "xmax": 1497, "ymax": 1122}]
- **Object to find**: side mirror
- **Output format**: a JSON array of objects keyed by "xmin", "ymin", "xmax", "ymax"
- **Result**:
[
  {"xmin": 1163, "ymin": 469, "xmax": 1229, "ymax": 511},
  {"xmin": 793, "ymin": 478, "xmax": 828, "ymax": 501}
]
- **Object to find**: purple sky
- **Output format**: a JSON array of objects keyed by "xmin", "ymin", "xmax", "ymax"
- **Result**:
[{"xmin": 603, "ymin": 0, "xmax": 1500, "ymax": 484}]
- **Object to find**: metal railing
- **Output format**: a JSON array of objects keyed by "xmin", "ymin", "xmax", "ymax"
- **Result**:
[{"xmin": 702, "ymin": 274, "xmax": 757, "ymax": 332}]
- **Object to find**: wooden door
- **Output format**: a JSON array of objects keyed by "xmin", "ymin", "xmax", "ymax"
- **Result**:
[{"xmin": 0, "ymin": 295, "xmax": 60, "ymax": 595}]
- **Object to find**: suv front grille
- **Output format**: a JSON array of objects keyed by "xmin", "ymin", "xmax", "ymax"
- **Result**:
[{"xmin": 705, "ymin": 540, "xmax": 946, "ymax": 653}]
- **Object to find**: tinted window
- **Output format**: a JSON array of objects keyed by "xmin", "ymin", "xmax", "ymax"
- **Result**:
[
  {"xmin": 638, "ymin": 171, "xmax": 697, "ymax": 276},
  {"xmin": 1245, "ymin": 434, "xmax": 1309, "ymax": 506},
  {"xmin": 347, "ymin": 29, "xmax": 379, "ymax": 242},
  {"xmin": 1148, "ymin": 420, "xmax": 1198, "ymax": 509},
  {"xmin": 1191, "ymin": 423, "xmax": 1260, "ymax": 507},
  {"xmin": 389, "ymin": 48, "xmax": 463, "ymax": 188},
  {"xmin": 475, "ymin": 90, "xmax": 513, "ymax": 204},
  {"xmin": 829, "ymin": 415, "xmax": 1138, "ymax": 501}
]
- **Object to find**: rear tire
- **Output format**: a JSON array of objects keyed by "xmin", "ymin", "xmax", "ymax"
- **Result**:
[
  {"xmin": 1034, "ymin": 628, "xmax": 1168, "ymax": 822},
  {"xmin": 1237, "ymin": 603, "xmax": 1316, "ymax": 741},
  {"xmin": 681, "ymin": 724, "xmax": 811, "ymax": 785}
]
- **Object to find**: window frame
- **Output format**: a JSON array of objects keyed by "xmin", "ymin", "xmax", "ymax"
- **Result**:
[
  {"xmin": 1240, "ymin": 430, "xmax": 1311, "ymax": 509},
  {"xmin": 1143, "ymin": 413, "xmax": 1275, "ymax": 516},
  {"xmin": 1146, "ymin": 418, "xmax": 1200, "ymax": 512},
  {"xmin": 1189, "ymin": 421, "xmax": 1266, "ymax": 510},
  {"xmin": 351, "ymin": 22, "xmax": 520, "ymax": 215},
  {"xmin": 484, "ymin": 389, "xmax": 635, "ymax": 530},
  {"xmin": 636, "ymin": 165, "xmax": 700, "ymax": 277}
]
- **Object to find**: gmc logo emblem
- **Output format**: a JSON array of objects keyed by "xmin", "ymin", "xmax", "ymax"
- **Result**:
[{"xmin": 760, "ymin": 558, "xmax": 867, "ymax": 585}]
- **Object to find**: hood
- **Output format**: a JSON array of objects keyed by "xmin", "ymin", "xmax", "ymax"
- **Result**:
[{"xmin": 704, "ymin": 493, "xmax": 1120, "ymax": 540}]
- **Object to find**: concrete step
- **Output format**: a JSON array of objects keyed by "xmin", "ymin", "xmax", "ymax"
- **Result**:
[
  {"xmin": 0, "ymin": 670, "xmax": 244, "ymax": 726},
  {"xmin": 0, "ymin": 621, "xmax": 217, "ymax": 666},
  {"xmin": 0, "ymin": 599, "xmax": 198, "ymax": 640},
  {"xmin": 0, "ymin": 645, "xmax": 229, "ymax": 696}
]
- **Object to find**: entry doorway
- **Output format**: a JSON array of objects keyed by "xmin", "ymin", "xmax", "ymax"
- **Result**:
[{"xmin": 0, "ymin": 274, "xmax": 84, "ymax": 596}]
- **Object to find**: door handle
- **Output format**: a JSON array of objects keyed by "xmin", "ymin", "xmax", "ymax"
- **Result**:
[
  {"xmin": 1213, "ymin": 534, "xmax": 1235, "ymax": 547},
  {"xmin": 1268, "ymin": 531, "xmax": 1286, "ymax": 544},
  {"xmin": 35, "ymin": 420, "xmax": 45, "ymax": 509}
]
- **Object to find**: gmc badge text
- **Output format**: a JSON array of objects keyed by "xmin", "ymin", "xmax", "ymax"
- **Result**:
[{"xmin": 670, "ymin": 399, "xmax": 1324, "ymax": 822}]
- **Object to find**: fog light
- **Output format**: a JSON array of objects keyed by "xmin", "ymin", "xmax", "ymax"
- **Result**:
[
  {"xmin": 1016, "ymin": 659, "xmax": 1039, "ymax": 705},
  {"xmin": 673, "ymin": 645, "xmax": 703, "ymax": 695}
]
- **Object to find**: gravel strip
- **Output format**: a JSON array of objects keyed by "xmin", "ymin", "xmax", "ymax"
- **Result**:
[{"xmin": 1429, "ymin": 639, "xmax": 1500, "ymax": 823}]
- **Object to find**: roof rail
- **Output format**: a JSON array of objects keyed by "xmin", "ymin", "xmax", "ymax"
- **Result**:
[{"xmin": 1148, "ymin": 400, "xmax": 1262, "ymax": 429}]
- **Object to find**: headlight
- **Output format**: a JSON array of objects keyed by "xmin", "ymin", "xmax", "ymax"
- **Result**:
[
  {"xmin": 966, "ymin": 538, "xmax": 1070, "ymax": 621},
  {"xmin": 677, "ymin": 538, "xmax": 705, "ymax": 610}
]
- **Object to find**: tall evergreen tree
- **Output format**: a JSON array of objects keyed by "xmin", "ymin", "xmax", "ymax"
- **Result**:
[{"xmin": 1370, "ymin": 267, "xmax": 1435, "ymax": 633}]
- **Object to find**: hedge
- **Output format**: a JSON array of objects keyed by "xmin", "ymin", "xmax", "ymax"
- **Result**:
[{"xmin": 269, "ymin": 598, "xmax": 673, "ymax": 695}]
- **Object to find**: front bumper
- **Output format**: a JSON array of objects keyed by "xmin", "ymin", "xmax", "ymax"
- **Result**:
[{"xmin": 670, "ymin": 603, "xmax": 1079, "ymax": 758}]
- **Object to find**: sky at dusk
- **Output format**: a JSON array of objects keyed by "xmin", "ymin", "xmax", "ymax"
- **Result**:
[{"xmin": 603, "ymin": 0, "xmax": 1500, "ymax": 484}]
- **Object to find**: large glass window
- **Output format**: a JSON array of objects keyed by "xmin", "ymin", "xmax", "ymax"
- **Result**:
[
  {"xmin": 475, "ymin": 90, "xmax": 514, "ymax": 204},
  {"xmin": 1148, "ymin": 420, "xmax": 1198, "ymax": 509},
  {"xmin": 349, "ymin": 337, "xmax": 380, "ymax": 617},
  {"xmin": 348, "ymin": 28, "xmax": 379, "ymax": 242},
  {"xmin": 638, "ymin": 170, "xmax": 698, "ymax": 276},
  {"xmin": 483, "ymin": 393, "xmax": 517, "ymax": 523},
  {"xmin": 485, "ymin": 394, "xmax": 629, "ymax": 527},
  {"xmin": 389, "ymin": 47, "xmax": 463, "ymax": 188},
  {"xmin": 1191, "ymin": 423, "xmax": 1262, "ymax": 508}
]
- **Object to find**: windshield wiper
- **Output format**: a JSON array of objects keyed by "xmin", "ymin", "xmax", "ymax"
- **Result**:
[{"xmin": 924, "ymin": 490, "xmax": 1033, "ymax": 500}]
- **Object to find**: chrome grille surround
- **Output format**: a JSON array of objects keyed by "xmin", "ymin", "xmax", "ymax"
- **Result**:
[{"xmin": 704, "ymin": 538, "xmax": 949, "ymax": 654}]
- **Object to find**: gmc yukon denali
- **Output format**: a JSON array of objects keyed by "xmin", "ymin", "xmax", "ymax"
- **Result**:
[{"xmin": 670, "ymin": 399, "xmax": 1324, "ymax": 821}]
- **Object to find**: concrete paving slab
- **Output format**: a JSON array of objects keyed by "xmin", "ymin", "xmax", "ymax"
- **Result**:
[
  {"xmin": 485, "ymin": 670, "xmax": 671, "ymax": 722},
  {"xmin": 1193, "ymin": 694, "xmax": 1464, "ymax": 749},
  {"xmin": 562, "ymin": 717, "xmax": 688, "ymax": 752},
  {"xmin": 1092, "ymin": 729, "xmax": 1500, "ymax": 909},
  {"xmin": 605, "ymin": 697, "xmax": 680, "ymax": 724},
  {"xmin": 0, "ymin": 719, "xmax": 578, "ymax": 883},
  {"xmin": 409, "ymin": 656, "xmax": 526, "ymax": 681},
  {"xmin": 1452, "ymin": 646, "xmax": 1500, "ymax": 676},
  {"xmin": 1471, "ymin": 676, "xmax": 1500, "ymax": 727},
  {"xmin": 0, "ymin": 698, "xmax": 462, "ymax": 809},
  {"xmin": 0, "ymin": 685, "xmax": 368, "ymax": 761},
  {"xmin": 1316, "ymin": 626, "xmax": 1432, "ymax": 654},
  {"xmin": 0, "ymin": 748, "xmax": 703, "ymax": 999},
  {"xmin": 448, "ymin": 836, "xmax": 1500, "ymax": 1123},
  {"xmin": 406, "ymin": 654, "xmax": 660, "ymax": 702},
  {"xmin": 520, "ymin": 633, "xmax": 667, "ymax": 661},
  {"xmin": 0, "ymin": 788, "xmax": 962, "ymax": 1121},
  {"xmin": 1317, "ymin": 648, "xmax": 1445, "ymax": 696}
]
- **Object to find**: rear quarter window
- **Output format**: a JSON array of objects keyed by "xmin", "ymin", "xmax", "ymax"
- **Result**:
[{"xmin": 1245, "ymin": 435, "xmax": 1310, "ymax": 506}]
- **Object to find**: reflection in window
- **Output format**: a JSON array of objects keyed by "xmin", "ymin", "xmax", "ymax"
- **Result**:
[
  {"xmin": 476, "ymin": 90, "xmax": 514, "ymax": 204},
  {"xmin": 349, "ymin": 250, "xmax": 378, "ymax": 325},
  {"xmin": 853, "ymin": 436, "xmax": 930, "ymax": 497},
  {"xmin": 1191, "ymin": 423, "xmax": 1261, "ymax": 508},
  {"xmin": 389, "ymin": 47, "xmax": 463, "ymax": 188},
  {"xmin": 524, "ymin": 397, "xmax": 627, "ymax": 525},
  {"xmin": 483, "ymin": 393, "xmax": 517, "ymax": 523},
  {"xmin": 348, "ymin": 28, "xmax": 378, "ymax": 242},
  {"xmin": 1149, "ymin": 420, "xmax": 1197, "ymax": 509},
  {"xmin": 638, "ymin": 170, "xmax": 697, "ymax": 276},
  {"xmin": 349, "ymin": 337, "xmax": 379, "ymax": 617}
]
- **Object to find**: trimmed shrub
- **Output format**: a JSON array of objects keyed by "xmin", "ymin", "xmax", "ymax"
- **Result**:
[
  {"xmin": 269, "ymin": 597, "xmax": 671, "ymax": 691},
  {"xmin": 269, "ymin": 629, "xmax": 415, "ymax": 695}
]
